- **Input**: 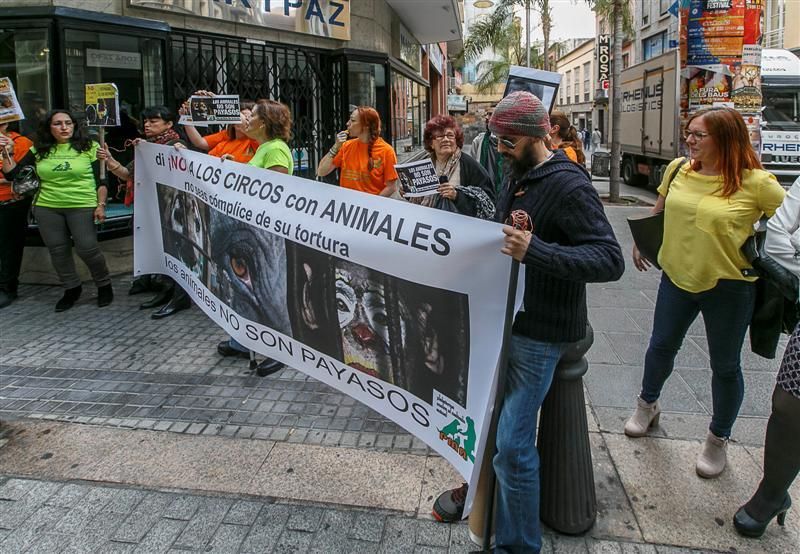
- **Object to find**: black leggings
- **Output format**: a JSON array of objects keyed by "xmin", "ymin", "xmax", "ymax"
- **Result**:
[{"xmin": 744, "ymin": 385, "xmax": 800, "ymax": 519}]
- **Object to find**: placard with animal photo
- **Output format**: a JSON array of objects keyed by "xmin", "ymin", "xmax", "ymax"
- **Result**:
[
  {"xmin": 183, "ymin": 95, "xmax": 242, "ymax": 126},
  {"xmin": 0, "ymin": 77, "xmax": 24, "ymax": 124},
  {"xmin": 85, "ymin": 83, "xmax": 120, "ymax": 127}
]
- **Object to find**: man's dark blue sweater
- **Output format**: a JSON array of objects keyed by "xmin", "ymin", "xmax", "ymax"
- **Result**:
[{"xmin": 497, "ymin": 151, "xmax": 625, "ymax": 343}]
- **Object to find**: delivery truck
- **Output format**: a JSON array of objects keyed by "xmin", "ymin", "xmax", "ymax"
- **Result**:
[{"xmin": 619, "ymin": 49, "xmax": 800, "ymax": 188}]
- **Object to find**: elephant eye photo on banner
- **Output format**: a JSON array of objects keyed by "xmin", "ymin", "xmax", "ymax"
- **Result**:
[{"xmin": 136, "ymin": 143, "xmax": 518, "ymax": 516}]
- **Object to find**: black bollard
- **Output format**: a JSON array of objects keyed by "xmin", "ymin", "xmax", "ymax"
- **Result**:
[{"xmin": 537, "ymin": 324, "xmax": 596, "ymax": 535}]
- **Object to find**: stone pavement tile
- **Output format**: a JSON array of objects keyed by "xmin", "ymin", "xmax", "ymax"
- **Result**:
[
  {"xmin": 379, "ymin": 517, "xmax": 418, "ymax": 553},
  {"xmin": 551, "ymin": 534, "xmax": 588, "ymax": 553},
  {"xmin": 61, "ymin": 510, "xmax": 128, "ymax": 554},
  {"xmin": 24, "ymin": 532, "xmax": 74, "ymax": 554},
  {"xmin": 205, "ymin": 522, "xmax": 250, "ymax": 553},
  {"xmin": 0, "ymin": 479, "xmax": 61, "ymax": 529},
  {"xmin": 104, "ymin": 488, "xmax": 147, "ymax": 515},
  {"xmin": 0, "ymin": 504, "xmax": 68, "ymax": 554},
  {"xmin": 250, "ymin": 442, "xmax": 430, "ymax": 512},
  {"xmin": 44, "ymin": 482, "xmax": 91, "ymax": 508},
  {"xmin": 112, "ymin": 492, "xmax": 173, "ymax": 543},
  {"xmin": 588, "ymin": 308, "xmax": 642, "ymax": 334},
  {"xmin": 584, "ymin": 365, "xmax": 705, "ymax": 413},
  {"xmin": 447, "ymin": 523, "xmax": 475, "ymax": 554},
  {"xmin": 0, "ymin": 477, "xmax": 37, "ymax": 501},
  {"xmin": 618, "ymin": 542, "xmax": 658, "ymax": 553},
  {"xmin": 417, "ymin": 455, "xmax": 462, "ymax": 519},
  {"xmin": 286, "ymin": 505, "xmax": 325, "ymax": 532},
  {"xmin": 415, "ymin": 519, "xmax": 449, "ymax": 546},
  {"xmin": 587, "ymin": 287, "xmax": 654, "ymax": 309},
  {"xmin": 132, "ymin": 517, "xmax": 186, "ymax": 553},
  {"xmin": 223, "ymin": 499, "xmax": 262, "ymax": 526},
  {"xmin": 603, "ymin": 333, "xmax": 709, "ymax": 369},
  {"xmin": 349, "ymin": 511, "xmax": 387, "ymax": 542},
  {"xmin": 172, "ymin": 497, "xmax": 232, "ymax": 550},
  {"xmin": 274, "ymin": 529, "xmax": 313, "ymax": 553},
  {"xmin": 164, "ymin": 494, "xmax": 203, "ymax": 520},
  {"xmin": 603, "ymin": 434, "xmax": 800, "ymax": 552},
  {"xmin": 588, "ymin": 433, "xmax": 642, "ymax": 542},
  {"xmin": 586, "ymin": 333, "xmax": 623, "ymax": 365},
  {"xmin": 239, "ymin": 503, "xmax": 291, "ymax": 553},
  {"xmin": 677, "ymin": 368, "xmax": 776, "ymax": 418},
  {"xmin": 413, "ymin": 546, "xmax": 447, "ymax": 553},
  {"xmin": 53, "ymin": 486, "xmax": 115, "ymax": 533}
]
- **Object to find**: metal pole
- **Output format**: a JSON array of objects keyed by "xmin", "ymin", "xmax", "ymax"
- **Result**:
[
  {"xmin": 481, "ymin": 260, "xmax": 520, "ymax": 551},
  {"xmin": 525, "ymin": 0, "xmax": 531, "ymax": 67}
]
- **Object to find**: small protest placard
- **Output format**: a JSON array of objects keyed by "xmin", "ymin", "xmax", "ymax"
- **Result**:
[
  {"xmin": 182, "ymin": 95, "xmax": 241, "ymax": 126},
  {"xmin": 85, "ymin": 83, "xmax": 120, "ymax": 126},
  {"xmin": 0, "ymin": 77, "xmax": 24, "ymax": 124},
  {"xmin": 395, "ymin": 158, "xmax": 440, "ymax": 198}
]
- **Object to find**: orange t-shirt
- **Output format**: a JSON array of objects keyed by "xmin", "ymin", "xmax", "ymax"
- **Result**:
[
  {"xmin": 332, "ymin": 137, "xmax": 399, "ymax": 195},
  {"xmin": 0, "ymin": 132, "xmax": 34, "ymax": 202},
  {"xmin": 559, "ymin": 145, "xmax": 578, "ymax": 162},
  {"xmin": 205, "ymin": 130, "xmax": 258, "ymax": 163}
]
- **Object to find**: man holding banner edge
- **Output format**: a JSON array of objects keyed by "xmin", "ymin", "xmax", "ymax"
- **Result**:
[{"xmin": 432, "ymin": 91, "xmax": 625, "ymax": 553}]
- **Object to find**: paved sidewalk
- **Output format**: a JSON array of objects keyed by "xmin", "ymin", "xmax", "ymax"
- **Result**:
[{"xmin": 1, "ymin": 195, "xmax": 798, "ymax": 552}]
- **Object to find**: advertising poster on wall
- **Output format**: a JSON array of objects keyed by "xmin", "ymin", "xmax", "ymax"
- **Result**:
[
  {"xmin": 134, "ymin": 143, "xmax": 521, "ymax": 515},
  {"xmin": 680, "ymin": 0, "xmax": 763, "ymax": 151}
]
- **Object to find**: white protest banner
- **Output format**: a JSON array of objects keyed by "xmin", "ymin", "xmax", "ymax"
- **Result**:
[
  {"xmin": 0, "ymin": 77, "xmax": 24, "ymax": 124},
  {"xmin": 134, "ymin": 143, "xmax": 515, "ymax": 512},
  {"xmin": 182, "ymin": 95, "xmax": 241, "ymax": 126},
  {"xmin": 395, "ymin": 158, "xmax": 440, "ymax": 198}
]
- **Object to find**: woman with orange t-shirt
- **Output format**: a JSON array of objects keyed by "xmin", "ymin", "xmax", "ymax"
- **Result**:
[
  {"xmin": 180, "ymin": 93, "xmax": 258, "ymax": 163},
  {"xmin": 0, "ymin": 123, "xmax": 34, "ymax": 308},
  {"xmin": 316, "ymin": 106, "xmax": 399, "ymax": 196}
]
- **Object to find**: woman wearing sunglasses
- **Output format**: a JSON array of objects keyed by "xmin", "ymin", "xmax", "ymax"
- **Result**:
[
  {"xmin": 626, "ymin": 107, "xmax": 785, "ymax": 480},
  {"xmin": 406, "ymin": 115, "xmax": 494, "ymax": 219}
]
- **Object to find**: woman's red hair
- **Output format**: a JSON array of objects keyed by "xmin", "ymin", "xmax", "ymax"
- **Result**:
[
  {"xmin": 687, "ymin": 107, "xmax": 762, "ymax": 198},
  {"xmin": 357, "ymin": 106, "xmax": 382, "ymax": 169},
  {"xmin": 423, "ymin": 115, "xmax": 464, "ymax": 153}
]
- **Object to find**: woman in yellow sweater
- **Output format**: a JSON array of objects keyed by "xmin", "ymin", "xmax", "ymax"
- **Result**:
[{"xmin": 625, "ymin": 107, "xmax": 785, "ymax": 479}]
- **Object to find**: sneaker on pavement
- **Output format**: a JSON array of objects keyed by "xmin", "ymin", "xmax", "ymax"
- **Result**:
[{"xmin": 432, "ymin": 483, "xmax": 468, "ymax": 522}]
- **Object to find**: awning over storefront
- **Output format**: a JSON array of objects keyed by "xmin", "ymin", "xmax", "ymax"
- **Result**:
[{"xmin": 385, "ymin": 0, "xmax": 462, "ymax": 43}]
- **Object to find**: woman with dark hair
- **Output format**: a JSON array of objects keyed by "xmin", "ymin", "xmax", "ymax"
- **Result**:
[
  {"xmin": 548, "ymin": 111, "xmax": 586, "ymax": 165},
  {"xmin": 316, "ymin": 106, "xmax": 398, "ymax": 196},
  {"xmin": 180, "ymin": 91, "xmax": 258, "ymax": 163},
  {"xmin": 412, "ymin": 114, "xmax": 494, "ymax": 218},
  {"xmin": 625, "ymin": 107, "xmax": 785, "ymax": 479},
  {"xmin": 100, "ymin": 106, "xmax": 191, "ymax": 318},
  {"xmin": 215, "ymin": 99, "xmax": 294, "ymax": 371},
  {"xmin": 1, "ymin": 110, "xmax": 113, "ymax": 312}
]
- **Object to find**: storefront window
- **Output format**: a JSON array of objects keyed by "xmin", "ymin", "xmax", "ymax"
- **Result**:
[
  {"xmin": 391, "ymin": 73, "xmax": 428, "ymax": 161},
  {"xmin": 64, "ymin": 29, "xmax": 165, "ymax": 121},
  {"xmin": 0, "ymin": 28, "xmax": 52, "ymax": 135},
  {"xmin": 348, "ymin": 61, "xmax": 386, "ymax": 116}
]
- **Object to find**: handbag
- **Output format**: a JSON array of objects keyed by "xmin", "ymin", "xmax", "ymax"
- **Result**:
[
  {"xmin": 12, "ymin": 165, "xmax": 40, "ymax": 198},
  {"xmin": 626, "ymin": 158, "xmax": 688, "ymax": 269},
  {"xmin": 741, "ymin": 227, "xmax": 799, "ymax": 302}
]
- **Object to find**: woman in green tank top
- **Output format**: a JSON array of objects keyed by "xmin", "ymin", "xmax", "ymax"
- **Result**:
[{"xmin": 2, "ymin": 110, "xmax": 112, "ymax": 312}]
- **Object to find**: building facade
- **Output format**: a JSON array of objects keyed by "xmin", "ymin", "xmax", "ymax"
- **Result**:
[
  {"xmin": 554, "ymin": 38, "xmax": 594, "ymax": 133},
  {"xmin": 0, "ymin": 0, "xmax": 462, "ymax": 180}
]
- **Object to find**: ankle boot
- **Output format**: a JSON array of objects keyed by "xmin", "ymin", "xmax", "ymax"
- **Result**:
[
  {"xmin": 55, "ymin": 285, "xmax": 82, "ymax": 312},
  {"xmin": 624, "ymin": 397, "xmax": 661, "ymax": 437},
  {"xmin": 97, "ymin": 284, "xmax": 114, "ymax": 307},
  {"xmin": 696, "ymin": 431, "xmax": 729, "ymax": 478}
]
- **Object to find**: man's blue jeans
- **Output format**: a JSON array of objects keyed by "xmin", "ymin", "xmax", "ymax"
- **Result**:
[
  {"xmin": 493, "ymin": 333, "xmax": 566, "ymax": 553},
  {"xmin": 640, "ymin": 274, "xmax": 755, "ymax": 438}
]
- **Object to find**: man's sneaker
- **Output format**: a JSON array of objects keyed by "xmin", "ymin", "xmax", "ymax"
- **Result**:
[{"xmin": 432, "ymin": 483, "xmax": 468, "ymax": 522}]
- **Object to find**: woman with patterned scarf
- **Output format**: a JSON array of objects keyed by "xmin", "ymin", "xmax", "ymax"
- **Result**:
[
  {"xmin": 409, "ymin": 115, "xmax": 495, "ymax": 219},
  {"xmin": 99, "ymin": 106, "xmax": 191, "ymax": 319}
]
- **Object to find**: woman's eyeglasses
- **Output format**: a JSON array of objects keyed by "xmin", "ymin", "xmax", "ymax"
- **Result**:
[
  {"xmin": 683, "ymin": 130, "xmax": 710, "ymax": 141},
  {"xmin": 433, "ymin": 132, "xmax": 457, "ymax": 141}
]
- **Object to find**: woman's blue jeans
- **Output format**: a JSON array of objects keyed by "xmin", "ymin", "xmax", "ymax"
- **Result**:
[
  {"xmin": 640, "ymin": 274, "xmax": 756, "ymax": 438},
  {"xmin": 493, "ymin": 334, "xmax": 566, "ymax": 553}
]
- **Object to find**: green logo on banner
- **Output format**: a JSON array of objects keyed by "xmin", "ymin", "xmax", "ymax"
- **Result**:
[{"xmin": 439, "ymin": 416, "xmax": 475, "ymax": 462}]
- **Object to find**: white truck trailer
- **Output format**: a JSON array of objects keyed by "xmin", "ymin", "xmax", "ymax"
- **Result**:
[{"xmin": 619, "ymin": 49, "xmax": 800, "ymax": 188}]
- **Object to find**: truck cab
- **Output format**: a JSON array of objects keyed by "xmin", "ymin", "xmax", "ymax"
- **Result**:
[{"xmin": 760, "ymin": 49, "xmax": 800, "ymax": 188}]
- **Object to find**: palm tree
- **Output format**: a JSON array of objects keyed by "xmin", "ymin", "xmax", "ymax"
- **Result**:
[{"xmin": 588, "ymin": 0, "xmax": 633, "ymax": 202}]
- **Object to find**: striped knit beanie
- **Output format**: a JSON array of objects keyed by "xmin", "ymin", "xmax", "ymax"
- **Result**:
[{"xmin": 488, "ymin": 91, "xmax": 550, "ymax": 138}]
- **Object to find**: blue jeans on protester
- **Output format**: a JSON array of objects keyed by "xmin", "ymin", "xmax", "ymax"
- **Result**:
[
  {"xmin": 493, "ymin": 334, "xmax": 566, "ymax": 553},
  {"xmin": 640, "ymin": 273, "xmax": 756, "ymax": 438},
  {"xmin": 228, "ymin": 337, "xmax": 248, "ymax": 353}
]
